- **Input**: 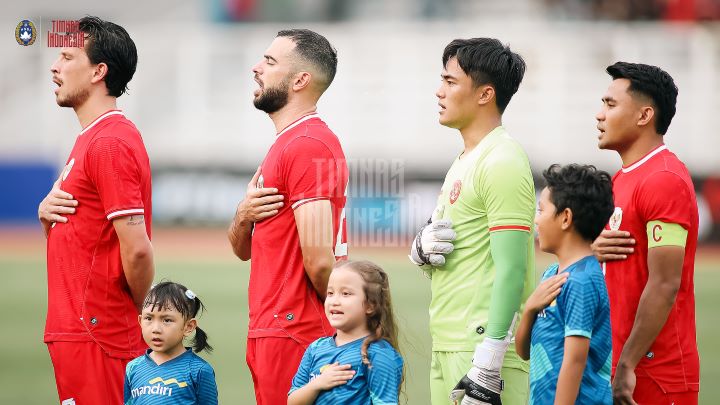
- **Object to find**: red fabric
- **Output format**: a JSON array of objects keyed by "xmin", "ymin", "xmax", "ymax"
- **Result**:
[
  {"xmin": 633, "ymin": 375, "xmax": 699, "ymax": 404},
  {"xmin": 48, "ymin": 341, "xmax": 130, "ymax": 404},
  {"xmin": 248, "ymin": 114, "xmax": 347, "ymax": 345},
  {"xmin": 45, "ymin": 111, "xmax": 150, "ymax": 359},
  {"xmin": 246, "ymin": 337, "xmax": 306, "ymax": 405},
  {"xmin": 606, "ymin": 146, "xmax": 699, "ymax": 393}
]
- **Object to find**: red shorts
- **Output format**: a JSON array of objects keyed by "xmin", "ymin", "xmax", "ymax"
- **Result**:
[
  {"xmin": 246, "ymin": 337, "xmax": 306, "ymax": 405},
  {"xmin": 634, "ymin": 375, "xmax": 698, "ymax": 405},
  {"xmin": 47, "ymin": 341, "xmax": 130, "ymax": 405}
]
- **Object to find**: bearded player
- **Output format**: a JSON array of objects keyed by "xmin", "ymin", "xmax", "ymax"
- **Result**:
[
  {"xmin": 409, "ymin": 38, "xmax": 535, "ymax": 405},
  {"xmin": 593, "ymin": 62, "xmax": 699, "ymax": 405},
  {"xmin": 227, "ymin": 29, "xmax": 348, "ymax": 405},
  {"xmin": 38, "ymin": 16, "xmax": 153, "ymax": 404}
]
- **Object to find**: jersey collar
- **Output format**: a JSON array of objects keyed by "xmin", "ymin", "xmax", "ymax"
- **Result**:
[
  {"xmin": 621, "ymin": 144, "xmax": 667, "ymax": 173},
  {"xmin": 79, "ymin": 110, "xmax": 124, "ymax": 136},
  {"xmin": 276, "ymin": 113, "xmax": 319, "ymax": 138}
]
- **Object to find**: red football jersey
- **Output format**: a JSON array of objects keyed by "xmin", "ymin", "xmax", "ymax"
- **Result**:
[
  {"xmin": 605, "ymin": 144, "xmax": 699, "ymax": 393},
  {"xmin": 248, "ymin": 113, "xmax": 348, "ymax": 346},
  {"xmin": 45, "ymin": 110, "xmax": 151, "ymax": 359}
]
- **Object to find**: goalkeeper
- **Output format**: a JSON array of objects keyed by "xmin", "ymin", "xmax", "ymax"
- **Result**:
[{"xmin": 410, "ymin": 38, "xmax": 535, "ymax": 405}]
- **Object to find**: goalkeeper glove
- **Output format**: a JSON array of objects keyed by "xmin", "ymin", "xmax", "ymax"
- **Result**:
[{"xmin": 408, "ymin": 205, "xmax": 456, "ymax": 267}]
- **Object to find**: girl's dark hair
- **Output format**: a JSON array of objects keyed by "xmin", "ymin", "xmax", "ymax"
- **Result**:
[
  {"xmin": 334, "ymin": 260, "xmax": 404, "ymax": 396},
  {"xmin": 143, "ymin": 281, "xmax": 213, "ymax": 353}
]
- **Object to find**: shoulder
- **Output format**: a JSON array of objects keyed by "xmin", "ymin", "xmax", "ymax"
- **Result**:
[
  {"xmin": 564, "ymin": 258, "xmax": 604, "ymax": 294},
  {"xmin": 540, "ymin": 264, "xmax": 559, "ymax": 281},
  {"xmin": 125, "ymin": 355, "xmax": 145, "ymax": 374},
  {"xmin": 367, "ymin": 339, "xmax": 403, "ymax": 366}
]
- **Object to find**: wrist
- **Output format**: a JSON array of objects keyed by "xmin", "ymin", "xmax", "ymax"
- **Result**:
[{"xmin": 473, "ymin": 338, "xmax": 509, "ymax": 370}]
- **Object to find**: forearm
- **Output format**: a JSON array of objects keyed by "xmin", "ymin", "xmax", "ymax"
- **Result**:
[
  {"xmin": 555, "ymin": 355, "xmax": 586, "ymax": 405},
  {"xmin": 487, "ymin": 230, "xmax": 530, "ymax": 338},
  {"xmin": 121, "ymin": 242, "xmax": 154, "ymax": 312},
  {"xmin": 228, "ymin": 216, "xmax": 253, "ymax": 261},
  {"xmin": 287, "ymin": 383, "xmax": 321, "ymax": 405},
  {"xmin": 40, "ymin": 219, "xmax": 51, "ymax": 238},
  {"xmin": 515, "ymin": 308, "xmax": 537, "ymax": 360},
  {"xmin": 618, "ymin": 278, "xmax": 677, "ymax": 369},
  {"xmin": 304, "ymin": 250, "xmax": 334, "ymax": 300}
]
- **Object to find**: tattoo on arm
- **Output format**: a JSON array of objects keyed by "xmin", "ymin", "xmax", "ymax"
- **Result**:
[{"xmin": 126, "ymin": 215, "xmax": 145, "ymax": 226}]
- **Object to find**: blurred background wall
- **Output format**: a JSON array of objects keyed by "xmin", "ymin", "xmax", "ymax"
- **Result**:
[{"xmin": 3, "ymin": 0, "xmax": 720, "ymax": 241}]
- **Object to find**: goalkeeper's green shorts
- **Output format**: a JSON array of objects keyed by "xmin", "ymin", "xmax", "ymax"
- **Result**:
[{"xmin": 430, "ymin": 351, "xmax": 529, "ymax": 405}]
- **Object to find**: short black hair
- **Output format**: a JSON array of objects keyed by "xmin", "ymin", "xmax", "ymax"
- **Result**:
[
  {"xmin": 442, "ymin": 38, "xmax": 526, "ymax": 113},
  {"xmin": 277, "ymin": 29, "xmax": 337, "ymax": 93},
  {"xmin": 79, "ymin": 16, "xmax": 137, "ymax": 98},
  {"xmin": 606, "ymin": 62, "xmax": 678, "ymax": 135},
  {"xmin": 542, "ymin": 164, "xmax": 614, "ymax": 242}
]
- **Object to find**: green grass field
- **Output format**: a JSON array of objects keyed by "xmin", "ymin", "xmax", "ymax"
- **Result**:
[{"xmin": 1, "ymin": 231, "xmax": 719, "ymax": 404}]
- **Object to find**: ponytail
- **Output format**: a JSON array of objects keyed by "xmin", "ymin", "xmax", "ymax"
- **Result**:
[{"xmin": 191, "ymin": 326, "xmax": 213, "ymax": 353}]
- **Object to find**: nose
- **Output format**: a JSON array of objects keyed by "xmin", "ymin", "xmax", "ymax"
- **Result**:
[
  {"xmin": 595, "ymin": 108, "xmax": 605, "ymax": 122},
  {"xmin": 252, "ymin": 62, "xmax": 262, "ymax": 75},
  {"xmin": 150, "ymin": 320, "xmax": 161, "ymax": 333},
  {"xmin": 50, "ymin": 58, "xmax": 60, "ymax": 75},
  {"xmin": 436, "ymin": 86, "xmax": 444, "ymax": 100}
]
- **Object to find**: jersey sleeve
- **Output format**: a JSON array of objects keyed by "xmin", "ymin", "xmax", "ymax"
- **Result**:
[
  {"xmin": 367, "ymin": 344, "xmax": 403, "ymax": 405},
  {"xmin": 289, "ymin": 342, "xmax": 316, "ymax": 395},
  {"xmin": 85, "ymin": 135, "xmax": 145, "ymax": 220},
  {"xmin": 123, "ymin": 357, "xmax": 140, "ymax": 405},
  {"xmin": 196, "ymin": 363, "xmax": 219, "ymax": 405},
  {"xmin": 636, "ymin": 171, "xmax": 693, "ymax": 230},
  {"xmin": 280, "ymin": 137, "xmax": 338, "ymax": 210},
  {"xmin": 475, "ymin": 146, "xmax": 535, "ymax": 233},
  {"xmin": 560, "ymin": 271, "xmax": 599, "ymax": 338}
]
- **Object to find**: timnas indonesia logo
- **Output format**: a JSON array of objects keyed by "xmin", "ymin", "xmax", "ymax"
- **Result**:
[
  {"xmin": 130, "ymin": 377, "xmax": 188, "ymax": 398},
  {"xmin": 15, "ymin": 19, "xmax": 85, "ymax": 47},
  {"xmin": 48, "ymin": 20, "xmax": 85, "ymax": 47},
  {"xmin": 15, "ymin": 20, "xmax": 37, "ymax": 46}
]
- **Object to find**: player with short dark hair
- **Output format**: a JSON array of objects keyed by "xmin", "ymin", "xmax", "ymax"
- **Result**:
[
  {"xmin": 38, "ymin": 15, "xmax": 153, "ymax": 405},
  {"xmin": 227, "ymin": 28, "xmax": 348, "ymax": 405},
  {"xmin": 409, "ymin": 37, "xmax": 535, "ymax": 405},
  {"xmin": 516, "ymin": 164, "xmax": 614, "ymax": 405},
  {"xmin": 592, "ymin": 62, "xmax": 699, "ymax": 404}
]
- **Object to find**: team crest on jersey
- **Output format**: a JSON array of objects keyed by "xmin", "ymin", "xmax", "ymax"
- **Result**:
[
  {"xmin": 257, "ymin": 174, "xmax": 264, "ymax": 189},
  {"xmin": 62, "ymin": 158, "xmax": 75, "ymax": 181},
  {"xmin": 15, "ymin": 20, "xmax": 37, "ymax": 46},
  {"xmin": 449, "ymin": 180, "xmax": 462, "ymax": 204},
  {"xmin": 61, "ymin": 399, "xmax": 76, "ymax": 405},
  {"xmin": 609, "ymin": 207, "xmax": 623, "ymax": 231}
]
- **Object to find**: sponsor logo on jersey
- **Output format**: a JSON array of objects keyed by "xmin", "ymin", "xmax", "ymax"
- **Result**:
[
  {"xmin": 449, "ymin": 180, "xmax": 462, "ymax": 204},
  {"xmin": 16, "ymin": 20, "xmax": 37, "ymax": 46},
  {"xmin": 130, "ymin": 377, "xmax": 188, "ymax": 398}
]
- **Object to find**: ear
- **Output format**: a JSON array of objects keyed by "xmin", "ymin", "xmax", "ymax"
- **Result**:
[
  {"xmin": 184, "ymin": 318, "xmax": 197, "ymax": 337},
  {"xmin": 90, "ymin": 62, "xmax": 109, "ymax": 85},
  {"xmin": 637, "ymin": 106, "xmax": 655, "ymax": 128},
  {"xmin": 476, "ymin": 85, "xmax": 495, "ymax": 107},
  {"xmin": 137, "ymin": 314, "xmax": 142, "ymax": 326},
  {"xmin": 365, "ymin": 302, "xmax": 375, "ymax": 315},
  {"xmin": 560, "ymin": 208, "xmax": 573, "ymax": 231},
  {"xmin": 292, "ymin": 71, "xmax": 312, "ymax": 92}
]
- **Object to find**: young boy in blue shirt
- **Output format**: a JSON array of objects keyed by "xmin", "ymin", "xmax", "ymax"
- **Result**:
[{"xmin": 516, "ymin": 164, "xmax": 614, "ymax": 405}]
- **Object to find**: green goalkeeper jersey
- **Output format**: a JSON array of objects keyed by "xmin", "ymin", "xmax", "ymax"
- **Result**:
[{"xmin": 429, "ymin": 126, "xmax": 535, "ymax": 369}]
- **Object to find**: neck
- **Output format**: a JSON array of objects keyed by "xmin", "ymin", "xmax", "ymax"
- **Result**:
[
  {"xmin": 74, "ymin": 93, "xmax": 118, "ymax": 130},
  {"xmin": 458, "ymin": 113, "xmax": 502, "ymax": 157},
  {"xmin": 555, "ymin": 235, "xmax": 593, "ymax": 272},
  {"xmin": 269, "ymin": 101, "xmax": 317, "ymax": 134},
  {"xmin": 335, "ymin": 326, "xmax": 370, "ymax": 346},
  {"xmin": 149, "ymin": 345, "xmax": 186, "ymax": 365},
  {"xmin": 618, "ymin": 133, "xmax": 664, "ymax": 167}
]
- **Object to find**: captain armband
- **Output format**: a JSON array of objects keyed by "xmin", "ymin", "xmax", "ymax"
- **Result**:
[{"xmin": 646, "ymin": 220, "xmax": 688, "ymax": 248}]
